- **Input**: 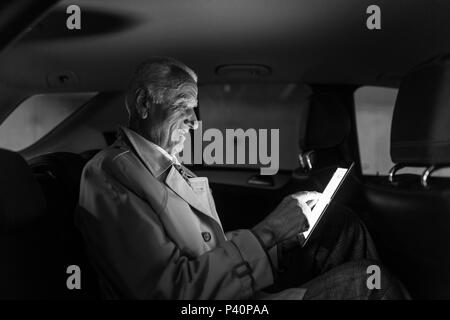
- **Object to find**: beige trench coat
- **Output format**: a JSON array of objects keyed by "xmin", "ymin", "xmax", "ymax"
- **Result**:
[{"xmin": 76, "ymin": 127, "xmax": 278, "ymax": 299}]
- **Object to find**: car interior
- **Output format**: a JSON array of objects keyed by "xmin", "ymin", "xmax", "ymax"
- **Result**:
[{"xmin": 1, "ymin": 0, "xmax": 450, "ymax": 299}]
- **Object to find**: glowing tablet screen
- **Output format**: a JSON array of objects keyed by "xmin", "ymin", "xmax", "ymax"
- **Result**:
[{"xmin": 302, "ymin": 165, "xmax": 353, "ymax": 244}]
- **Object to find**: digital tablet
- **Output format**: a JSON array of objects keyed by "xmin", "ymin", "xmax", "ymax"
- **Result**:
[{"xmin": 301, "ymin": 162, "xmax": 355, "ymax": 247}]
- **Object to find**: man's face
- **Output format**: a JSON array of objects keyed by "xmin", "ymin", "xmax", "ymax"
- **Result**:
[
  {"xmin": 140, "ymin": 81, "xmax": 198, "ymax": 156},
  {"xmin": 166, "ymin": 105, "xmax": 198, "ymax": 155},
  {"xmin": 133, "ymin": 79, "xmax": 198, "ymax": 156}
]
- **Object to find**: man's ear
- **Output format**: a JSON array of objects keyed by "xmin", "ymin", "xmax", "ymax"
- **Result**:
[{"xmin": 135, "ymin": 88, "xmax": 149, "ymax": 119}]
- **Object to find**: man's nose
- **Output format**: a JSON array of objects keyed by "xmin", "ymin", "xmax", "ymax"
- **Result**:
[
  {"xmin": 187, "ymin": 119, "xmax": 199, "ymax": 130},
  {"xmin": 185, "ymin": 112, "xmax": 198, "ymax": 130}
]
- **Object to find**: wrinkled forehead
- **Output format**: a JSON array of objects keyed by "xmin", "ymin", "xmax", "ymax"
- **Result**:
[
  {"xmin": 176, "ymin": 81, "xmax": 198, "ymax": 108},
  {"xmin": 167, "ymin": 81, "xmax": 198, "ymax": 109}
]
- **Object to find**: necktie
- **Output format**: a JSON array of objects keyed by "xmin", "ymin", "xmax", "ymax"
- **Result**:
[{"xmin": 173, "ymin": 163, "xmax": 193, "ymax": 186}]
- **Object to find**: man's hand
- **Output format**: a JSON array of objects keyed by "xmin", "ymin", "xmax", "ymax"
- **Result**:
[{"xmin": 251, "ymin": 191, "xmax": 321, "ymax": 249}]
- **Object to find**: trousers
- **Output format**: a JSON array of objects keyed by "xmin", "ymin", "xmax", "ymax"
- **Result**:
[{"xmin": 256, "ymin": 204, "xmax": 410, "ymax": 300}]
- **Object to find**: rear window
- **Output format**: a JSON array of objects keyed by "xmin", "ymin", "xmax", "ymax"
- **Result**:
[
  {"xmin": 354, "ymin": 86, "xmax": 450, "ymax": 177},
  {"xmin": 0, "ymin": 92, "xmax": 96, "ymax": 151},
  {"xmin": 184, "ymin": 83, "xmax": 311, "ymax": 172}
]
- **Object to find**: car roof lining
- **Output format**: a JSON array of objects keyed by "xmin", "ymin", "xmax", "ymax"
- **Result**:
[{"xmin": 0, "ymin": 0, "xmax": 448, "ymax": 93}]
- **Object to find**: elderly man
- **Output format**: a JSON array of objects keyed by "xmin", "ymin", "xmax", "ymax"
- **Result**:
[{"xmin": 76, "ymin": 57, "xmax": 408, "ymax": 299}]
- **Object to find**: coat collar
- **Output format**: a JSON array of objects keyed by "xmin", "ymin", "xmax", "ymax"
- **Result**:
[
  {"xmin": 119, "ymin": 126, "xmax": 173, "ymax": 178},
  {"xmin": 119, "ymin": 127, "xmax": 217, "ymax": 222}
]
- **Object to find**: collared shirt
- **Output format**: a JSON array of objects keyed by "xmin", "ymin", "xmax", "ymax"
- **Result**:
[
  {"xmin": 118, "ymin": 126, "xmax": 175, "ymax": 178},
  {"xmin": 146, "ymin": 139, "xmax": 182, "ymax": 166}
]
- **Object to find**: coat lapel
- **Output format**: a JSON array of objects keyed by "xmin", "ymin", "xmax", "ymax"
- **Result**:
[
  {"xmin": 165, "ymin": 166, "xmax": 214, "ymax": 219},
  {"xmin": 119, "ymin": 126, "xmax": 218, "ymax": 222}
]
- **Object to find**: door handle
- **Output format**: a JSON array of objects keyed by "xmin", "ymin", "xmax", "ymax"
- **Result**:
[{"xmin": 247, "ymin": 174, "xmax": 275, "ymax": 187}]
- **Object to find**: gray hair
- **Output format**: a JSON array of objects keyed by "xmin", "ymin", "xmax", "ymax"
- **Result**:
[{"xmin": 125, "ymin": 57, "xmax": 198, "ymax": 123}]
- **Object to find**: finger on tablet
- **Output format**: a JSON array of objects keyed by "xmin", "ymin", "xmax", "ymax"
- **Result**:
[
  {"xmin": 293, "ymin": 191, "xmax": 322, "ymax": 203},
  {"xmin": 298, "ymin": 201, "xmax": 311, "ymax": 218},
  {"xmin": 307, "ymin": 198, "xmax": 319, "ymax": 208}
]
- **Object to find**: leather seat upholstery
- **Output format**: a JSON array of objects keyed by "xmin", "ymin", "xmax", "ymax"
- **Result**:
[
  {"xmin": 0, "ymin": 149, "xmax": 100, "ymax": 299},
  {"xmin": 391, "ymin": 59, "xmax": 450, "ymax": 165},
  {"xmin": 0, "ymin": 148, "xmax": 58, "ymax": 298},
  {"xmin": 28, "ymin": 152, "xmax": 101, "ymax": 299},
  {"xmin": 293, "ymin": 87, "xmax": 354, "ymax": 193},
  {"xmin": 360, "ymin": 58, "xmax": 450, "ymax": 299}
]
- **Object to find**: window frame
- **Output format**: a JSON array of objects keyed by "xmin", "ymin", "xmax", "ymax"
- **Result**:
[{"xmin": 0, "ymin": 91, "xmax": 99, "ymax": 155}]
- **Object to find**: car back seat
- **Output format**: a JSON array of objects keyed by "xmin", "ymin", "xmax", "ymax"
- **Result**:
[
  {"xmin": 359, "ymin": 57, "xmax": 450, "ymax": 299},
  {"xmin": 290, "ymin": 86, "xmax": 356, "ymax": 201},
  {"xmin": 0, "ymin": 147, "xmax": 102, "ymax": 299},
  {"xmin": 0, "ymin": 148, "xmax": 60, "ymax": 298},
  {"xmin": 28, "ymin": 152, "xmax": 101, "ymax": 299}
]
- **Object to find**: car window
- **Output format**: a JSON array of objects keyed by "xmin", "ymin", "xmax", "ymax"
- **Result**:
[
  {"xmin": 183, "ymin": 83, "xmax": 311, "ymax": 172},
  {"xmin": 0, "ymin": 92, "xmax": 97, "ymax": 151},
  {"xmin": 354, "ymin": 86, "xmax": 450, "ymax": 177}
]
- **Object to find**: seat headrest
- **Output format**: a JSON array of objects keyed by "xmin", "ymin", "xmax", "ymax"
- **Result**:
[
  {"xmin": 391, "ymin": 60, "xmax": 450, "ymax": 165},
  {"xmin": 303, "ymin": 89, "xmax": 351, "ymax": 150},
  {"xmin": 28, "ymin": 152, "xmax": 87, "ymax": 211},
  {"xmin": 0, "ymin": 149, "xmax": 46, "ymax": 226}
]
